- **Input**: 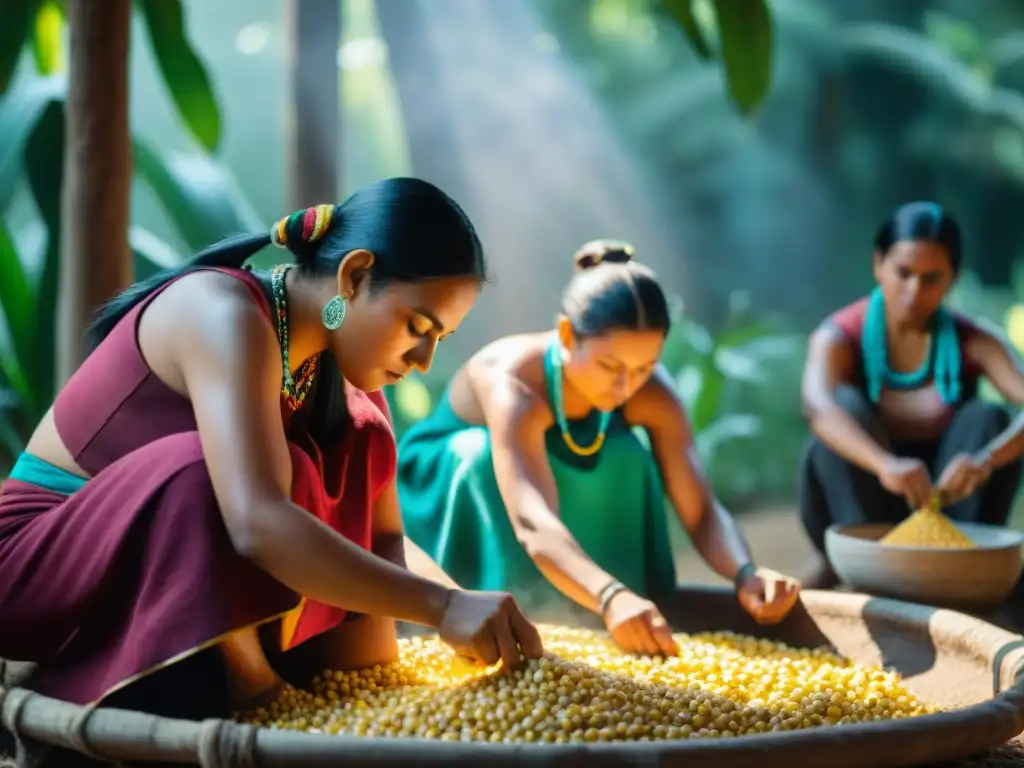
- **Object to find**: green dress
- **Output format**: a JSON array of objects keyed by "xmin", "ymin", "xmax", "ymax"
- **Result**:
[{"xmin": 396, "ymin": 344, "xmax": 677, "ymax": 618}]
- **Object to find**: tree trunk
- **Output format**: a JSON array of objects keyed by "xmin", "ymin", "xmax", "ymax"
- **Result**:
[
  {"xmin": 58, "ymin": 0, "xmax": 133, "ymax": 384},
  {"xmin": 285, "ymin": 0, "xmax": 341, "ymax": 210}
]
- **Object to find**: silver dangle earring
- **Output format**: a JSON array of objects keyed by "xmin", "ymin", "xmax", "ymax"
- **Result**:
[{"xmin": 322, "ymin": 294, "xmax": 347, "ymax": 330}]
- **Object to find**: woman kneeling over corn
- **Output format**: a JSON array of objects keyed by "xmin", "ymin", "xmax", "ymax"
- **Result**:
[
  {"xmin": 398, "ymin": 240, "xmax": 801, "ymax": 658},
  {"xmin": 0, "ymin": 178, "xmax": 543, "ymax": 722},
  {"xmin": 800, "ymin": 202, "xmax": 1024, "ymax": 586}
]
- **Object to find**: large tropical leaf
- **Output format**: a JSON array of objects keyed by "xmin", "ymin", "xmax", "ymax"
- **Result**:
[
  {"xmin": 32, "ymin": 0, "xmax": 63, "ymax": 76},
  {"xmin": 23, "ymin": 96, "xmax": 64, "ymax": 408},
  {"xmin": 133, "ymin": 138, "xmax": 264, "ymax": 251},
  {"xmin": 712, "ymin": 0, "xmax": 774, "ymax": 115},
  {"xmin": 0, "ymin": 74, "xmax": 65, "ymax": 212},
  {"xmin": 0, "ymin": 222, "xmax": 35, "ymax": 391},
  {"xmin": 130, "ymin": 225, "xmax": 185, "ymax": 281},
  {"xmin": 659, "ymin": 0, "xmax": 712, "ymax": 60},
  {"xmin": 0, "ymin": 0, "xmax": 38, "ymax": 95},
  {"xmin": 135, "ymin": 0, "xmax": 221, "ymax": 152}
]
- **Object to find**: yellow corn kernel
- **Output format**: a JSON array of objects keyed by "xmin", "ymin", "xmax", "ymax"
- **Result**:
[{"xmin": 239, "ymin": 625, "xmax": 939, "ymax": 742}]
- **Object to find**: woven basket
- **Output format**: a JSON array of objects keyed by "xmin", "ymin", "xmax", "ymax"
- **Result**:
[{"xmin": 3, "ymin": 587, "xmax": 1024, "ymax": 767}]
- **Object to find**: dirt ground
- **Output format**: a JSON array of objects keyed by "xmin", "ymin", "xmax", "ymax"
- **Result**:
[{"xmin": 672, "ymin": 505, "xmax": 819, "ymax": 587}]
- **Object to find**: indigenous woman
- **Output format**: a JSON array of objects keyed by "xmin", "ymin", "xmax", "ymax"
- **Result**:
[
  {"xmin": 398, "ymin": 240, "xmax": 801, "ymax": 658},
  {"xmin": 800, "ymin": 201, "xmax": 1024, "ymax": 587},
  {"xmin": 0, "ymin": 178, "xmax": 543, "ymax": 722}
]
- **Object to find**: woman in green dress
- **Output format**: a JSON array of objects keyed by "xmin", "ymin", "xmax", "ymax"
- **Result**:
[{"xmin": 398, "ymin": 240, "xmax": 801, "ymax": 656}]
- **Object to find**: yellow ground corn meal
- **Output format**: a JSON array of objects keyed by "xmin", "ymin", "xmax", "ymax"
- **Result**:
[{"xmin": 881, "ymin": 507, "xmax": 976, "ymax": 549}]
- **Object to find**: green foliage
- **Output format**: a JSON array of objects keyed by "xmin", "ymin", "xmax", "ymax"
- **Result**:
[
  {"xmin": 0, "ymin": 0, "xmax": 37, "ymax": 95},
  {"xmin": 661, "ymin": 293, "xmax": 806, "ymax": 505},
  {"xmin": 656, "ymin": 0, "xmax": 775, "ymax": 114},
  {"xmin": 133, "ymin": 139, "xmax": 261, "ymax": 253},
  {"xmin": 0, "ymin": 0, "xmax": 222, "ymax": 153},
  {"xmin": 659, "ymin": 0, "xmax": 711, "ymax": 60},
  {"xmin": 136, "ymin": 0, "xmax": 222, "ymax": 152},
  {"xmin": 31, "ymin": 0, "xmax": 63, "ymax": 76},
  {"xmin": 0, "ymin": 3, "xmax": 257, "ymax": 469}
]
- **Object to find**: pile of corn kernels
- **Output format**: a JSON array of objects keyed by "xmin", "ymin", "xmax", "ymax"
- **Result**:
[{"xmin": 240, "ymin": 625, "xmax": 938, "ymax": 743}]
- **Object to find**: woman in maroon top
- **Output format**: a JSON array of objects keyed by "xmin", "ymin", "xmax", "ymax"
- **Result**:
[
  {"xmin": 799, "ymin": 201, "xmax": 1024, "ymax": 587},
  {"xmin": 0, "ymin": 178, "xmax": 542, "ymax": 722}
]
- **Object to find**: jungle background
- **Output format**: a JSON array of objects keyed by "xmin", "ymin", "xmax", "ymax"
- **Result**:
[{"xmin": 5, "ymin": 0, "xmax": 1024, "ymax": 578}]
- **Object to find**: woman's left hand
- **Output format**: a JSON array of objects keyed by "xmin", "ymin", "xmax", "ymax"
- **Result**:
[
  {"xmin": 936, "ymin": 452, "xmax": 992, "ymax": 503},
  {"xmin": 736, "ymin": 567, "xmax": 801, "ymax": 626}
]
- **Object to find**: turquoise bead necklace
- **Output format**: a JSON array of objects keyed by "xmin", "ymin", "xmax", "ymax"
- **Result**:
[
  {"xmin": 861, "ymin": 286, "xmax": 961, "ymax": 405},
  {"xmin": 547, "ymin": 342, "xmax": 613, "ymax": 457}
]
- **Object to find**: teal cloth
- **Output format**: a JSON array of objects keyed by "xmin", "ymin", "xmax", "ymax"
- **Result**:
[
  {"xmin": 397, "ymin": 351, "xmax": 677, "ymax": 616},
  {"xmin": 9, "ymin": 452, "xmax": 88, "ymax": 495}
]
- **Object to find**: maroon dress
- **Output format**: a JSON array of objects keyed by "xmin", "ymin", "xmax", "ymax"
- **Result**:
[{"xmin": 0, "ymin": 267, "xmax": 396, "ymax": 713}]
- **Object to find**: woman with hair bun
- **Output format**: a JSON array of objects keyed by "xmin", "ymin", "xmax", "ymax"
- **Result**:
[
  {"xmin": 800, "ymin": 201, "xmax": 1024, "ymax": 587},
  {"xmin": 398, "ymin": 239, "xmax": 801, "ymax": 657},
  {"xmin": 0, "ymin": 177, "xmax": 543, "ymax": 721}
]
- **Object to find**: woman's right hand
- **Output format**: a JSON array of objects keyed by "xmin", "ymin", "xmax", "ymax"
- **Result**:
[
  {"xmin": 878, "ymin": 455, "xmax": 933, "ymax": 509},
  {"xmin": 437, "ymin": 590, "xmax": 545, "ymax": 670},
  {"xmin": 603, "ymin": 591, "xmax": 679, "ymax": 657}
]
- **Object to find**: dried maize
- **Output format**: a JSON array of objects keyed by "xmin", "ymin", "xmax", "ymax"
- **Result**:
[
  {"xmin": 881, "ymin": 502, "xmax": 975, "ymax": 548},
  {"xmin": 240, "ymin": 625, "xmax": 938, "ymax": 742}
]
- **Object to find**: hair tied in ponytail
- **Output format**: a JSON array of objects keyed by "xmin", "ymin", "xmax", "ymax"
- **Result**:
[
  {"xmin": 573, "ymin": 239, "xmax": 635, "ymax": 271},
  {"xmin": 270, "ymin": 204, "xmax": 337, "ymax": 256}
]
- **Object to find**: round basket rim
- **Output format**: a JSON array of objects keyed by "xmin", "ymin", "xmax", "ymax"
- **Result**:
[{"xmin": 3, "ymin": 588, "xmax": 1024, "ymax": 767}]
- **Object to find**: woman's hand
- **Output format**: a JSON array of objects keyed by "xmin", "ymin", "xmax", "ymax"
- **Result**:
[
  {"xmin": 878, "ymin": 455, "xmax": 933, "ymax": 509},
  {"xmin": 936, "ymin": 452, "xmax": 993, "ymax": 503},
  {"xmin": 437, "ymin": 590, "xmax": 544, "ymax": 670},
  {"xmin": 737, "ymin": 567, "xmax": 801, "ymax": 625},
  {"xmin": 603, "ymin": 591, "xmax": 679, "ymax": 657}
]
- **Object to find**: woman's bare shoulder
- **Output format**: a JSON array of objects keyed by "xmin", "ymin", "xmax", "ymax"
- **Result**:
[
  {"xmin": 453, "ymin": 332, "xmax": 555, "ymax": 424},
  {"xmin": 139, "ymin": 270, "xmax": 274, "ymax": 394}
]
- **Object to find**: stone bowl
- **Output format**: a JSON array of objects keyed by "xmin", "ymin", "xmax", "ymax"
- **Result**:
[{"xmin": 825, "ymin": 521, "xmax": 1024, "ymax": 611}]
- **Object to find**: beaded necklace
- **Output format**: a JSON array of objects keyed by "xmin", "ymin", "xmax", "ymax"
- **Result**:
[
  {"xmin": 547, "ymin": 342, "xmax": 613, "ymax": 457},
  {"xmin": 861, "ymin": 286, "xmax": 961, "ymax": 405},
  {"xmin": 271, "ymin": 264, "xmax": 320, "ymax": 411}
]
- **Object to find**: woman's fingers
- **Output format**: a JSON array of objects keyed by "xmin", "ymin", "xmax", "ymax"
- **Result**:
[
  {"xmin": 507, "ymin": 602, "xmax": 545, "ymax": 661},
  {"xmin": 646, "ymin": 612, "xmax": 679, "ymax": 656}
]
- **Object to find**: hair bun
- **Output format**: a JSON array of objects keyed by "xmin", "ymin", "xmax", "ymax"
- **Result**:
[{"xmin": 573, "ymin": 239, "xmax": 636, "ymax": 271}]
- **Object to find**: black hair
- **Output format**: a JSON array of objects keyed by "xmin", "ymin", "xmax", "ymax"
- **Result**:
[
  {"xmin": 88, "ymin": 177, "xmax": 486, "ymax": 448},
  {"xmin": 873, "ymin": 201, "xmax": 962, "ymax": 273},
  {"xmin": 560, "ymin": 239, "xmax": 670, "ymax": 337}
]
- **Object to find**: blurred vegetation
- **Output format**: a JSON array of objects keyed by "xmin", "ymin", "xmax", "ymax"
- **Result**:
[
  {"xmin": 5, "ymin": 0, "xmax": 1024, "ymax": 522},
  {"xmin": 0, "ymin": 0, "xmax": 259, "ymax": 464}
]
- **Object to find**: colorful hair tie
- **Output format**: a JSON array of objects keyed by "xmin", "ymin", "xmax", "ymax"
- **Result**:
[{"xmin": 270, "ymin": 203, "xmax": 337, "ymax": 250}]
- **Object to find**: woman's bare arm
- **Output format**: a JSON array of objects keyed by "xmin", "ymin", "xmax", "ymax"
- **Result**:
[
  {"xmin": 625, "ymin": 370, "xmax": 753, "ymax": 582},
  {"xmin": 801, "ymin": 325, "xmax": 890, "ymax": 475},
  {"xmin": 966, "ymin": 329, "xmax": 1024, "ymax": 468},
  {"xmin": 485, "ymin": 380, "xmax": 616, "ymax": 612},
  {"xmin": 371, "ymin": 480, "xmax": 461, "ymax": 589},
  {"xmin": 171, "ymin": 280, "xmax": 451, "ymax": 628}
]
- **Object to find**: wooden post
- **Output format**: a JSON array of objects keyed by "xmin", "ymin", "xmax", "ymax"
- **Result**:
[{"xmin": 58, "ymin": 0, "xmax": 133, "ymax": 383}]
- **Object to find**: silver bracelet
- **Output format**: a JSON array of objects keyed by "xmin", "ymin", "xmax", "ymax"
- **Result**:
[{"xmin": 598, "ymin": 579, "xmax": 628, "ymax": 616}]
